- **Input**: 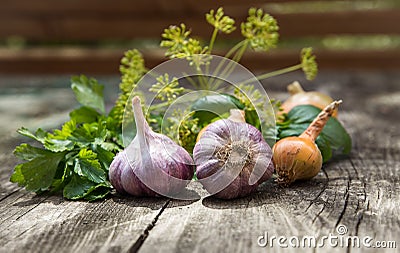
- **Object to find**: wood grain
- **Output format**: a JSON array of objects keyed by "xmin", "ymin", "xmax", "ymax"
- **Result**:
[
  {"xmin": 1, "ymin": 9, "xmax": 399, "ymax": 40},
  {"xmin": 1, "ymin": 48, "xmax": 400, "ymax": 75}
]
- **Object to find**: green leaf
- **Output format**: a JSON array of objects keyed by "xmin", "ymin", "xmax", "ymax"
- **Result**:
[
  {"xmin": 244, "ymin": 108, "xmax": 260, "ymax": 129},
  {"xmin": 70, "ymin": 106, "xmax": 101, "ymax": 124},
  {"xmin": 50, "ymin": 162, "xmax": 71, "ymax": 193},
  {"xmin": 14, "ymin": 144, "xmax": 49, "ymax": 161},
  {"xmin": 10, "ymin": 151, "xmax": 65, "ymax": 192},
  {"xmin": 63, "ymin": 174, "xmax": 110, "ymax": 200},
  {"xmin": 17, "ymin": 127, "xmax": 47, "ymax": 144},
  {"xmin": 94, "ymin": 146, "xmax": 116, "ymax": 171},
  {"xmin": 42, "ymin": 120, "xmax": 77, "ymax": 152},
  {"xmin": 191, "ymin": 94, "xmax": 244, "ymax": 126},
  {"xmin": 316, "ymin": 136, "xmax": 332, "ymax": 162},
  {"xmin": 44, "ymin": 139, "xmax": 75, "ymax": 152},
  {"xmin": 63, "ymin": 174, "xmax": 96, "ymax": 199},
  {"xmin": 74, "ymin": 149, "xmax": 106, "ymax": 183},
  {"xmin": 278, "ymin": 105, "xmax": 352, "ymax": 162},
  {"xmin": 71, "ymin": 75, "xmax": 105, "ymax": 113},
  {"xmin": 83, "ymin": 186, "xmax": 111, "ymax": 201}
]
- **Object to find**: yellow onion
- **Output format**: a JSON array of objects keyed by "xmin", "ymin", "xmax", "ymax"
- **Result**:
[
  {"xmin": 281, "ymin": 81, "xmax": 337, "ymax": 117},
  {"xmin": 273, "ymin": 100, "xmax": 341, "ymax": 186}
]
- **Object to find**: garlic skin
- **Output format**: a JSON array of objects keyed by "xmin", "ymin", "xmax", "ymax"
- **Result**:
[
  {"xmin": 193, "ymin": 111, "xmax": 275, "ymax": 199},
  {"xmin": 109, "ymin": 96, "xmax": 194, "ymax": 197}
]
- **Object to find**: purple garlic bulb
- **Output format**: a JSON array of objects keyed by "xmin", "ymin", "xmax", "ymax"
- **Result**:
[
  {"xmin": 109, "ymin": 96, "xmax": 194, "ymax": 197},
  {"xmin": 193, "ymin": 109, "xmax": 275, "ymax": 199}
]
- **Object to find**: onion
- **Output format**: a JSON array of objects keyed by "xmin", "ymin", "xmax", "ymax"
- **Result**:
[{"xmin": 281, "ymin": 81, "xmax": 337, "ymax": 117}]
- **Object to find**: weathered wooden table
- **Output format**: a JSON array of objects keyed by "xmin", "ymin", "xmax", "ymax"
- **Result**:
[{"xmin": 0, "ymin": 71, "xmax": 399, "ymax": 253}]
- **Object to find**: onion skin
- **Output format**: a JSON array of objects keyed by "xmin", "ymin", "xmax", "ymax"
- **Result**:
[
  {"xmin": 273, "ymin": 100, "xmax": 341, "ymax": 186},
  {"xmin": 281, "ymin": 81, "xmax": 337, "ymax": 117},
  {"xmin": 272, "ymin": 137, "xmax": 322, "ymax": 186},
  {"xmin": 194, "ymin": 115, "xmax": 275, "ymax": 199},
  {"xmin": 109, "ymin": 96, "xmax": 194, "ymax": 197}
]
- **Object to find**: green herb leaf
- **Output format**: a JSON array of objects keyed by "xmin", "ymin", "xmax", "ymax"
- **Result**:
[
  {"xmin": 83, "ymin": 185, "xmax": 111, "ymax": 201},
  {"xmin": 63, "ymin": 174, "xmax": 95, "ymax": 199},
  {"xmin": 94, "ymin": 146, "xmax": 115, "ymax": 170},
  {"xmin": 44, "ymin": 139, "xmax": 75, "ymax": 152},
  {"xmin": 10, "ymin": 151, "xmax": 65, "ymax": 192},
  {"xmin": 278, "ymin": 105, "xmax": 352, "ymax": 162},
  {"xmin": 14, "ymin": 143, "xmax": 49, "ymax": 161},
  {"xmin": 70, "ymin": 106, "xmax": 101, "ymax": 124},
  {"xmin": 71, "ymin": 75, "xmax": 105, "ymax": 113},
  {"xmin": 74, "ymin": 149, "xmax": 107, "ymax": 184},
  {"xmin": 191, "ymin": 94, "xmax": 244, "ymax": 126},
  {"xmin": 17, "ymin": 127, "xmax": 47, "ymax": 144},
  {"xmin": 63, "ymin": 174, "xmax": 110, "ymax": 200}
]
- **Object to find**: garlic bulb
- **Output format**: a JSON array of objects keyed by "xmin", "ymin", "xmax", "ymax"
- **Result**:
[
  {"xmin": 109, "ymin": 96, "xmax": 194, "ymax": 197},
  {"xmin": 193, "ymin": 109, "xmax": 275, "ymax": 199}
]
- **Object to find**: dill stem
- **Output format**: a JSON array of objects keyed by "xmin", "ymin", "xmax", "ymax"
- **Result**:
[
  {"xmin": 209, "ymin": 40, "xmax": 247, "ymax": 88},
  {"xmin": 213, "ymin": 40, "xmax": 249, "ymax": 88},
  {"xmin": 208, "ymin": 28, "xmax": 219, "ymax": 54},
  {"xmin": 239, "ymin": 64, "xmax": 302, "ymax": 86}
]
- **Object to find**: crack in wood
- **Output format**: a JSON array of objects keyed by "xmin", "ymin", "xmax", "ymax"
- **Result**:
[
  {"xmin": 335, "ymin": 179, "xmax": 351, "ymax": 228},
  {"xmin": 0, "ymin": 188, "xmax": 21, "ymax": 202},
  {"xmin": 305, "ymin": 167, "xmax": 329, "ymax": 212},
  {"xmin": 312, "ymin": 204, "xmax": 326, "ymax": 224},
  {"xmin": 128, "ymin": 200, "xmax": 170, "ymax": 253},
  {"xmin": 15, "ymin": 195, "xmax": 50, "ymax": 221}
]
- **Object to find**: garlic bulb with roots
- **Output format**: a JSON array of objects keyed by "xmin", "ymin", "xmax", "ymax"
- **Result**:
[
  {"xmin": 109, "ymin": 96, "xmax": 194, "ymax": 197},
  {"xmin": 193, "ymin": 109, "xmax": 275, "ymax": 199}
]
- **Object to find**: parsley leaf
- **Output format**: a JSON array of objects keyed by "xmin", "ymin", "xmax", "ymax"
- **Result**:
[
  {"xmin": 70, "ymin": 106, "xmax": 101, "ymax": 124},
  {"xmin": 63, "ymin": 174, "xmax": 110, "ymax": 200},
  {"xmin": 11, "ymin": 147, "xmax": 65, "ymax": 192},
  {"xmin": 12, "ymin": 74, "xmax": 116, "ymax": 201},
  {"xmin": 71, "ymin": 75, "xmax": 105, "ymax": 113},
  {"xmin": 74, "ymin": 149, "xmax": 106, "ymax": 184}
]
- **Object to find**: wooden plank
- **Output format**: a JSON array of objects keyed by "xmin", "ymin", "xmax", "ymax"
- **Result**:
[
  {"xmin": 0, "ymin": 9, "xmax": 399, "ymax": 41},
  {"xmin": 0, "ymin": 191, "xmax": 169, "ymax": 252},
  {"xmin": 0, "ymin": 71, "xmax": 399, "ymax": 252},
  {"xmin": 0, "ymin": 80, "xmax": 168, "ymax": 252},
  {"xmin": 1, "ymin": 48, "xmax": 400, "ymax": 75},
  {"xmin": 137, "ymin": 147, "xmax": 400, "ymax": 252},
  {"xmin": 127, "ymin": 75, "xmax": 400, "ymax": 252},
  {"xmin": 0, "ymin": 0, "xmax": 340, "ymax": 14}
]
